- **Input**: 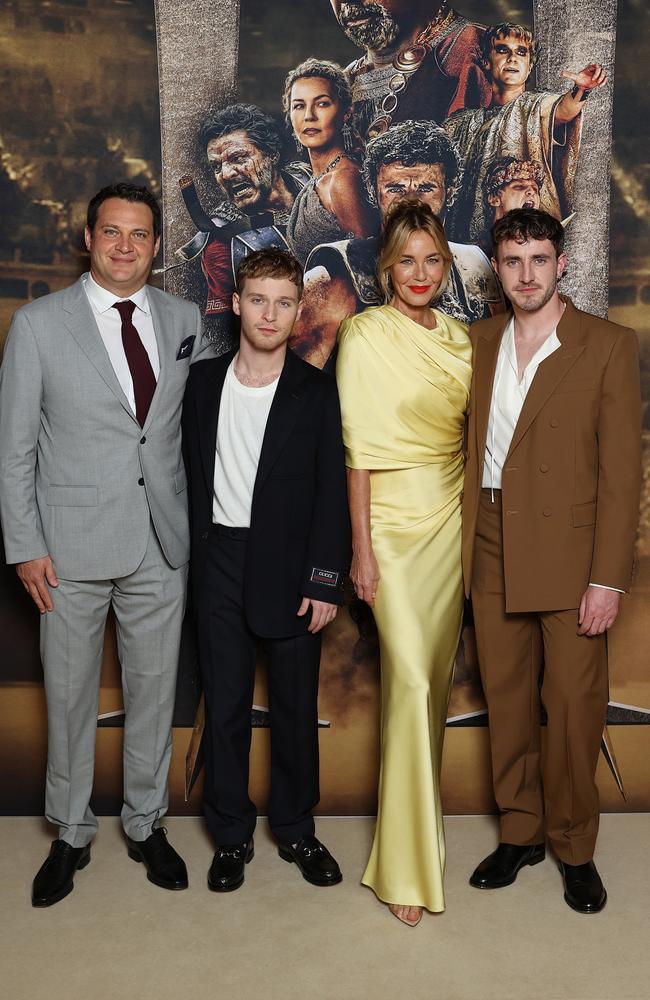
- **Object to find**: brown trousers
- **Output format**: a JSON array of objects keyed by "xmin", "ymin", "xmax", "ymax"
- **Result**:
[{"xmin": 471, "ymin": 490, "xmax": 609, "ymax": 865}]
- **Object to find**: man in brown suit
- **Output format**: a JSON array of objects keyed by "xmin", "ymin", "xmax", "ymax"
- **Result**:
[{"xmin": 462, "ymin": 208, "xmax": 641, "ymax": 913}]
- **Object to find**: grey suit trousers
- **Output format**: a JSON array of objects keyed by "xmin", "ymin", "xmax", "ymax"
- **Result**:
[{"xmin": 40, "ymin": 523, "xmax": 187, "ymax": 847}]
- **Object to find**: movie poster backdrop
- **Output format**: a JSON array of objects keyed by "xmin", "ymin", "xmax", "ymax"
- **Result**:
[
  {"xmin": 1, "ymin": 1, "xmax": 649, "ymax": 816},
  {"xmin": 154, "ymin": 0, "xmax": 648, "ymax": 812}
]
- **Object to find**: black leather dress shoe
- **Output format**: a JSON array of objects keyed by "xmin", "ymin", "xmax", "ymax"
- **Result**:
[
  {"xmin": 126, "ymin": 827, "xmax": 188, "ymax": 890},
  {"xmin": 208, "ymin": 840, "xmax": 254, "ymax": 892},
  {"xmin": 559, "ymin": 860, "xmax": 607, "ymax": 913},
  {"xmin": 469, "ymin": 842, "xmax": 545, "ymax": 889},
  {"xmin": 32, "ymin": 839, "xmax": 91, "ymax": 907},
  {"xmin": 278, "ymin": 835, "xmax": 342, "ymax": 886}
]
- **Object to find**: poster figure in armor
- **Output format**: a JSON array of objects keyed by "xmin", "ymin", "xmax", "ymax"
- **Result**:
[
  {"xmin": 444, "ymin": 22, "xmax": 607, "ymax": 243},
  {"xmin": 329, "ymin": 1, "xmax": 491, "ymax": 138},
  {"xmin": 289, "ymin": 121, "xmax": 504, "ymax": 369},
  {"xmin": 177, "ymin": 104, "xmax": 311, "ymax": 343}
]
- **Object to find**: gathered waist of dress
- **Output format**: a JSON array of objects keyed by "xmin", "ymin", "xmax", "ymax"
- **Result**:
[
  {"xmin": 348, "ymin": 442, "xmax": 465, "ymax": 472},
  {"xmin": 369, "ymin": 452, "xmax": 464, "ymax": 525}
]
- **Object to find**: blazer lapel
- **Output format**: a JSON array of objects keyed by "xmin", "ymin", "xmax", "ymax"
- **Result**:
[
  {"xmin": 506, "ymin": 299, "xmax": 585, "ymax": 458},
  {"xmin": 198, "ymin": 351, "xmax": 234, "ymax": 495},
  {"xmin": 253, "ymin": 350, "xmax": 309, "ymax": 500},
  {"xmin": 142, "ymin": 289, "xmax": 172, "ymax": 434},
  {"xmin": 473, "ymin": 313, "xmax": 510, "ymax": 465},
  {"xmin": 61, "ymin": 278, "xmax": 137, "ymax": 423}
]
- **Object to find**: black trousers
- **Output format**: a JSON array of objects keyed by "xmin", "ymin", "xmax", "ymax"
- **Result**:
[{"xmin": 197, "ymin": 529, "xmax": 321, "ymax": 845}]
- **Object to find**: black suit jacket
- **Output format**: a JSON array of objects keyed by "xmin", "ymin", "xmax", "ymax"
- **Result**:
[{"xmin": 182, "ymin": 347, "xmax": 351, "ymax": 638}]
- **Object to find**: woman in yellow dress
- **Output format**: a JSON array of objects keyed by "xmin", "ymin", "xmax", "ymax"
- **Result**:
[{"xmin": 336, "ymin": 200, "xmax": 472, "ymax": 927}]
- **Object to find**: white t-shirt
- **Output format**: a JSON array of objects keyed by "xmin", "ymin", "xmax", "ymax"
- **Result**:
[{"xmin": 212, "ymin": 359, "xmax": 280, "ymax": 527}]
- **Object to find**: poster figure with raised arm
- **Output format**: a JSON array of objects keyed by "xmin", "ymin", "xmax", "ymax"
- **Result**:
[
  {"xmin": 329, "ymin": 1, "xmax": 491, "ymax": 138},
  {"xmin": 444, "ymin": 21, "xmax": 607, "ymax": 243},
  {"xmin": 289, "ymin": 121, "xmax": 504, "ymax": 370}
]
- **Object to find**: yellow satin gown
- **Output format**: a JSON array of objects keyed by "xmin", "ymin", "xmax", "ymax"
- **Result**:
[{"xmin": 337, "ymin": 304, "xmax": 472, "ymax": 912}]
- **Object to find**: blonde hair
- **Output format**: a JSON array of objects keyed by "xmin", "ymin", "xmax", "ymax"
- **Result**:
[{"xmin": 377, "ymin": 199, "xmax": 453, "ymax": 303}]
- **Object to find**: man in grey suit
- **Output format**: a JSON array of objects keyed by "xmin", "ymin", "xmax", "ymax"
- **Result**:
[{"xmin": 0, "ymin": 183, "xmax": 214, "ymax": 906}]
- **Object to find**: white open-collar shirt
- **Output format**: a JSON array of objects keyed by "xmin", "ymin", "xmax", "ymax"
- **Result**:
[{"xmin": 482, "ymin": 316, "xmax": 560, "ymax": 492}]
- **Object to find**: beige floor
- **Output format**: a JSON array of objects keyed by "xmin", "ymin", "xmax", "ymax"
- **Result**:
[{"xmin": 1, "ymin": 814, "xmax": 648, "ymax": 1000}]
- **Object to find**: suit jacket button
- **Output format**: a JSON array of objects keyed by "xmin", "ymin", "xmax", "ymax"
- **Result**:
[
  {"xmin": 539, "ymin": 463, "xmax": 549, "ymax": 473},
  {"xmin": 543, "ymin": 507, "xmax": 552, "ymax": 517},
  {"xmin": 140, "ymin": 436, "xmax": 146, "ymax": 444},
  {"xmin": 550, "ymin": 418, "xmax": 559, "ymax": 428},
  {"xmin": 138, "ymin": 477, "xmax": 145, "ymax": 486},
  {"xmin": 201, "ymin": 531, "xmax": 208, "ymax": 541}
]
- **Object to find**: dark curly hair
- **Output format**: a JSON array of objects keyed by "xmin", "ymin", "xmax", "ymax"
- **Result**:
[
  {"xmin": 362, "ymin": 121, "xmax": 462, "ymax": 207},
  {"xmin": 491, "ymin": 207, "xmax": 564, "ymax": 257},
  {"xmin": 199, "ymin": 103, "xmax": 284, "ymax": 162}
]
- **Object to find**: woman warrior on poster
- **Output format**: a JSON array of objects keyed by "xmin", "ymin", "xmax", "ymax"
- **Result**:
[
  {"xmin": 283, "ymin": 58, "xmax": 377, "ymax": 265},
  {"xmin": 336, "ymin": 199, "xmax": 471, "ymax": 927}
]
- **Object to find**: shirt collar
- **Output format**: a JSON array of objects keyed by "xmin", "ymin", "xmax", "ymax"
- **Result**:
[
  {"xmin": 500, "ymin": 316, "xmax": 560, "ymax": 382},
  {"xmin": 83, "ymin": 271, "xmax": 151, "ymax": 316}
]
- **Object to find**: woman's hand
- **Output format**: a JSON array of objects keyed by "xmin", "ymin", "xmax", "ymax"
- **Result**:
[{"xmin": 350, "ymin": 546, "xmax": 380, "ymax": 607}]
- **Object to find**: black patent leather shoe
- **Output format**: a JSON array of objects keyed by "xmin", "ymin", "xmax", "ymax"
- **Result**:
[
  {"xmin": 32, "ymin": 839, "xmax": 91, "ymax": 907},
  {"xmin": 126, "ymin": 827, "xmax": 188, "ymax": 890},
  {"xmin": 208, "ymin": 840, "xmax": 254, "ymax": 892},
  {"xmin": 559, "ymin": 860, "xmax": 607, "ymax": 913},
  {"xmin": 278, "ymin": 835, "xmax": 342, "ymax": 886},
  {"xmin": 469, "ymin": 842, "xmax": 545, "ymax": 889}
]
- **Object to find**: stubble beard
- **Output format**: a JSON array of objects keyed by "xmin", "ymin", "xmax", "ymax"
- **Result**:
[{"xmin": 512, "ymin": 279, "xmax": 557, "ymax": 313}]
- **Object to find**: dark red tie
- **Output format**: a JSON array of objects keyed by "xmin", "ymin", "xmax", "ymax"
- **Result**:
[{"xmin": 112, "ymin": 300, "xmax": 157, "ymax": 426}]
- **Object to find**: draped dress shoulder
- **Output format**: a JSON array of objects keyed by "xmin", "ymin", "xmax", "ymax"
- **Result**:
[{"xmin": 337, "ymin": 303, "xmax": 471, "ymax": 912}]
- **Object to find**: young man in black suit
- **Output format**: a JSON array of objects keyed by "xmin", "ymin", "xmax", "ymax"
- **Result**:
[{"xmin": 182, "ymin": 248, "xmax": 350, "ymax": 891}]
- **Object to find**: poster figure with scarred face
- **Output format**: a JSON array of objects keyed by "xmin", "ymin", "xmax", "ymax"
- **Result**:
[{"xmin": 178, "ymin": 104, "xmax": 311, "ymax": 344}]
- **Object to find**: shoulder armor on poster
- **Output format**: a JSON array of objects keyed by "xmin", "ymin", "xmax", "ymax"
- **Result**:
[
  {"xmin": 450, "ymin": 242, "xmax": 502, "ymax": 304},
  {"xmin": 283, "ymin": 161, "xmax": 313, "ymax": 192}
]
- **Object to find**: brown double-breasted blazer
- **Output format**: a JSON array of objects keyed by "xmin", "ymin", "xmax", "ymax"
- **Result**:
[{"xmin": 461, "ymin": 297, "xmax": 642, "ymax": 612}]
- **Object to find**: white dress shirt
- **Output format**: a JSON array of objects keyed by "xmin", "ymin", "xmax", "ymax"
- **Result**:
[
  {"xmin": 212, "ymin": 360, "xmax": 279, "ymax": 527},
  {"xmin": 482, "ymin": 316, "xmax": 621, "ymax": 593},
  {"xmin": 483, "ymin": 317, "xmax": 560, "ymax": 491},
  {"xmin": 83, "ymin": 272, "xmax": 160, "ymax": 416}
]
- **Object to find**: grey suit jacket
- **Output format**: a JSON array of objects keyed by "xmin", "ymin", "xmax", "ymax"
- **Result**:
[{"xmin": 0, "ymin": 275, "xmax": 215, "ymax": 580}]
